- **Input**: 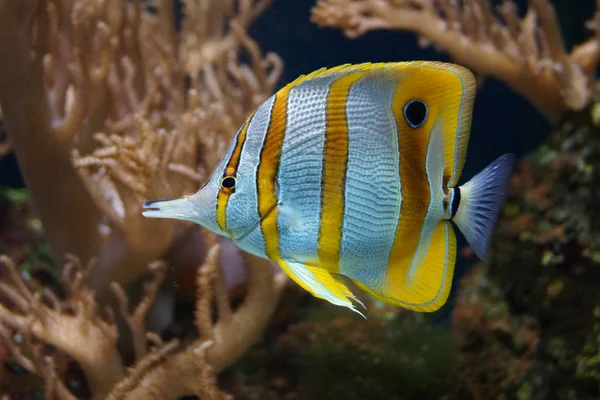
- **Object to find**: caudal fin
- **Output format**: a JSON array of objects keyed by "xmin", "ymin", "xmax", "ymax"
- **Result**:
[{"xmin": 453, "ymin": 153, "xmax": 515, "ymax": 261}]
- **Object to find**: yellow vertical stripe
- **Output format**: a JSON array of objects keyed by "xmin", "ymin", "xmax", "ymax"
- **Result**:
[
  {"xmin": 357, "ymin": 221, "xmax": 456, "ymax": 312},
  {"xmin": 318, "ymin": 72, "xmax": 365, "ymax": 273},
  {"xmin": 216, "ymin": 112, "xmax": 254, "ymax": 235},
  {"xmin": 386, "ymin": 70, "xmax": 434, "ymax": 291},
  {"xmin": 257, "ymin": 91, "xmax": 290, "ymax": 261},
  {"xmin": 255, "ymin": 75, "xmax": 360, "ymax": 311},
  {"xmin": 399, "ymin": 62, "xmax": 475, "ymax": 187},
  {"xmin": 216, "ymin": 190, "xmax": 231, "ymax": 234}
]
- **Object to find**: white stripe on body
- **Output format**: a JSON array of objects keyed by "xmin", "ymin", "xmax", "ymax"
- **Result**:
[
  {"xmin": 230, "ymin": 95, "xmax": 276, "ymax": 258},
  {"xmin": 276, "ymin": 73, "xmax": 346, "ymax": 264},
  {"xmin": 407, "ymin": 120, "xmax": 447, "ymax": 282},
  {"xmin": 339, "ymin": 72, "xmax": 401, "ymax": 291}
]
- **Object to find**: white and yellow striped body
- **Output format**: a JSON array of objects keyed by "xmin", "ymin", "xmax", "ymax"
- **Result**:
[{"xmin": 144, "ymin": 61, "xmax": 515, "ymax": 316}]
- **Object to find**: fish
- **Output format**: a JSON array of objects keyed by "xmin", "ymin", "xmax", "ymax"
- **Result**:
[{"xmin": 142, "ymin": 61, "xmax": 515, "ymax": 316}]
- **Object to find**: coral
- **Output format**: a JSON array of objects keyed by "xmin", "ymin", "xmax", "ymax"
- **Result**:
[
  {"xmin": 0, "ymin": 0, "xmax": 282, "ymax": 298},
  {"xmin": 0, "ymin": 238, "xmax": 287, "ymax": 399},
  {"xmin": 0, "ymin": 1, "xmax": 289, "ymax": 397},
  {"xmin": 0, "ymin": 254, "xmax": 131, "ymax": 399},
  {"xmin": 311, "ymin": 0, "xmax": 600, "ymax": 121}
]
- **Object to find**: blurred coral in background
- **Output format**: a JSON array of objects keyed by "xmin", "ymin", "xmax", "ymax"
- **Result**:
[
  {"xmin": 0, "ymin": 0, "xmax": 281, "ymax": 294},
  {"xmin": 0, "ymin": 0, "xmax": 287, "ymax": 398},
  {"xmin": 312, "ymin": 0, "xmax": 600, "ymax": 121}
]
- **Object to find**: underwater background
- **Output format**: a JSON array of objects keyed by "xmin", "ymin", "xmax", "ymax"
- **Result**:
[{"xmin": 1, "ymin": 0, "xmax": 600, "ymax": 398}]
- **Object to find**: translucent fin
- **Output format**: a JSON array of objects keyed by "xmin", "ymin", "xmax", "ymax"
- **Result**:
[
  {"xmin": 454, "ymin": 153, "xmax": 515, "ymax": 261},
  {"xmin": 277, "ymin": 203, "xmax": 300, "ymax": 233},
  {"xmin": 352, "ymin": 221, "xmax": 456, "ymax": 312},
  {"xmin": 278, "ymin": 260, "xmax": 365, "ymax": 317}
]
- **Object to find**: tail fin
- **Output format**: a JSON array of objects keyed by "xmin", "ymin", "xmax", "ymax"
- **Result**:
[{"xmin": 453, "ymin": 153, "xmax": 515, "ymax": 261}]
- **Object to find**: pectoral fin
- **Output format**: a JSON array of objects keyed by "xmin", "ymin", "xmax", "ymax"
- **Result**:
[
  {"xmin": 278, "ymin": 260, "xmax": 365, "ymax": 317},
  {"xmin": 277, "ymin": 203, "xmax": 301, "ymax": 233}
]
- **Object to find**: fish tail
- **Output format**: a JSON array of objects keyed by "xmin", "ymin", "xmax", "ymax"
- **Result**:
[{"xmin": 453, "ymin": 153, "xmax": 515, "ymax": 261}]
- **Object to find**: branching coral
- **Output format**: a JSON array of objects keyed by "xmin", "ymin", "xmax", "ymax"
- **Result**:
[
  {"xmin": 311, "ymin": 0, "xmax": 600, "ymax": 121},
  {"xmin": 108, "ymin": 246, "xmax": 287, "ymax": 399},
  {"xmin": 0, "ymin": 254, "xmax": 129, "ymax": 399},
  {"xmin": 0, "ymin": 238, "xmax": 287, "ymax": 398},
  {"xmin": 0, "ymin": 0, "xmax": 282, "ymax": 297}
]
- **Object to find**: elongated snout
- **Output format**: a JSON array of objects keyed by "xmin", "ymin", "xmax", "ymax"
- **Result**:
[
  {"xmin": 142, "ymin": 196, "xmax": 195, "ymax": 221},
  {"xmin": 142, "ymin": 184, "xmax": 219, "ymax": 233}
]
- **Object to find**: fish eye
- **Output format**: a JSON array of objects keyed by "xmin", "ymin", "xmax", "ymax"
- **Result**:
[
  {"xmin": 221, "ymin": 176, "xmax": 236, "ymax": 191},
  {"xmin": 403, "ymin": 99, "xmax": 428, "ymax": 128}
]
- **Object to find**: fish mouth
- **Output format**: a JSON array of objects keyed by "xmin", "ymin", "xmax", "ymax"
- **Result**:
[
  {"xmin": 234, "ymin": 201, "xmax": 278, "ymax": 242},
  {"xmin": 142, "ymin": 196, "xmax": 194, "ymax": 221}
]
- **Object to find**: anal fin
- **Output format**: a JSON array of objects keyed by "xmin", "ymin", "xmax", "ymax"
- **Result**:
[
  {"xmin": 278, "ymin": 260, "xmax": 365, "ymax": 317},
  {"xmin": 352, "ymin": 221, "xmax": 456, "ymax": 312}
]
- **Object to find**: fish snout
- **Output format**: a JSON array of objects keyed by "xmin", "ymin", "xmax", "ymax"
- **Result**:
[{"xmin": 142, "ymin": 196, "xmax": 194, "ymax": 221}]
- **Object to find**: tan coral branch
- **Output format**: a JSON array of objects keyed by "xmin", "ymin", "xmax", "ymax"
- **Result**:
[
  {"xmin": 0, "ymin": 255, "xmax": 124, "ymax": 400},
  {"xmin": 110, "ymin": 260, "xmax": 167, "ymax": 361},
  {"xmin": 0, "ymin": 0, "xmax": 105, "ymax": 271},
  {"xmin": 311, "ymin": 0, "xmax": 600, "ymax": 121},
  {"xmin": 106, "ymin": 247, "xmax": 287, "ymax": 398}
]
